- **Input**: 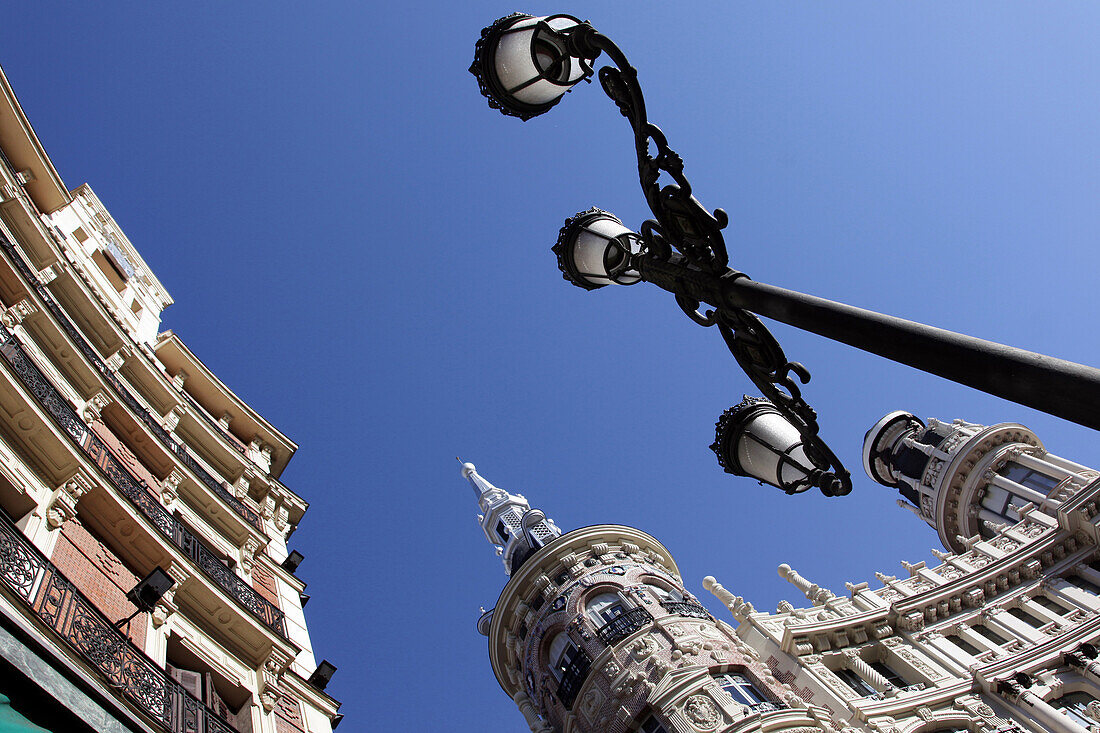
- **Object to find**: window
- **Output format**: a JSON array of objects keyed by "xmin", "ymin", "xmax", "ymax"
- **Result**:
[
  {"xmin": 1033, "ymin": 595, "xmax": 1070, "ymax": 616},
  {"xmin": 999, "ymin": 462, "xmax": 1060, "ymax": 494},
  {"xmin": 971, "ymin": 624, "xmax": 1009, "ymax": 646},
  {"xmin": 945, "ymin": 634, "xmax": 981, "ymax": 656},
  {"xmin": 713, "ymin": 672, "xmax": 767, "ymax": 705},
  {"xmin": 1051, "ymin": 691, "xmax": 1097, "ymax": 729},
  {"xmin": 637, "ymin": 714, "xmax": 668, "ymax": 733},
  {"xmin": 1066, "ymin": 575, "xmax": 1100, "ymax": 595},
  {"xmin": 645, "ymin": 583, "xmax": 684, "ymax": 603},
  {"xmin": 870, "ymin": 661, "xmax": 907, "ymax": 688},
  {"xmin": 586, "ymin": 593, "xmax": 625, "ymax": 625},
  {"xmin": 1007, "ymin": 606, "xmax": 1045, "ymax": 628},
  {"xmin": 166, "ymin": 660, "xmax": 252, "ymax": 733},
  {"xmin": 834, "ymin": 667, "xmax": 877, "ymax": 696}
]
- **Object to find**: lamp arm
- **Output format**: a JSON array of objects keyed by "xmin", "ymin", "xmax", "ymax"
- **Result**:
[
  {"xmin": 637, "ymin": 250, "xmax": 851, "ymax": 495},
  {"xmin": 566, "ymin": 25, "xmax": 730, "ymax": 273}
]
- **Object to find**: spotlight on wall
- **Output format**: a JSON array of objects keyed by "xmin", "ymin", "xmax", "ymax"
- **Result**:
[
  {"xmin": 115, "ymin": 566, "xmax": 174, "ymax": 628},
  {"xmin": 307, "ymin": 660, "xmax": 337, "ymax": 691},
  {"xmin": 281, "ymin": 550, "xmax": 304, "ymax": 573}
]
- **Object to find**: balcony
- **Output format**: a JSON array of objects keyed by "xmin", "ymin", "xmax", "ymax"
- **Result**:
[
  {"xmin": 0, "ymin": 235, "xmax": 264, "ymax": 533},
  {"xmin": 0, "ymin": 324, "xmax": 286, "ymax": 638},
  {"xmin": 0, "ymin": 506, "xmax": 239, "ymax": 733},
  {"xmin": 596, "ymin": 606, "xmax": 653, "ymax": 646},
  {"xmin": 660, "ymin": 599, "xmax": 711, "ymax": 620}
]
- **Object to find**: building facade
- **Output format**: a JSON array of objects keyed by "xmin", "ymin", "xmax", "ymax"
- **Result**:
[
  {"xmin": 0, "ymin": 69, "xmax": 340, "ymax": 731},
  {"xmin": 469, "ymin": 409, "xmax": 1100, "ymax": 733}
]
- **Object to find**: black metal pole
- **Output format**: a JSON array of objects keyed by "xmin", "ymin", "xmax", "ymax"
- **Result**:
[{"xmin": 639, "ymin": 256, "xmax": 1100, "ymax": 432}]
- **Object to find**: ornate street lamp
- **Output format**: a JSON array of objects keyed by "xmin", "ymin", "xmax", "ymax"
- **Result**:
[
  {"xmin": 471, "ymin": 13, "xmax": 1100, "ymax": 497},
  {"xmin": 712, "ymin": 397, "xmax": 845, "ymax": 497}
]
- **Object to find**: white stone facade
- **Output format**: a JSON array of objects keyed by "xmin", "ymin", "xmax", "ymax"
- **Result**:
[{"xmin": 472, "ymin": 411, "xmax": 1100, "ymax": 733}]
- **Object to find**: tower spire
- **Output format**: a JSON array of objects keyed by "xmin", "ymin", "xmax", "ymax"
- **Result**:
[{"xmin": 459, "ymin": 460, "xmax": 561, "ymax": 575}]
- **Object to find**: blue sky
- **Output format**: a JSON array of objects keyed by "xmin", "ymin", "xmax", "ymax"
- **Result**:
[{"xmin": 3, "ymin": 3, "xmax": 1100, "ymax": 731}]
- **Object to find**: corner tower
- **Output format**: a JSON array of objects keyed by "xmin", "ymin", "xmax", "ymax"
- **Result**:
[
  {"xmin": 464, "ymin": 462, "xmax": 820, "ymax": 733},
  {"xmin": 864, "ymin": 411, "xmax": 1094, "ymax": 553}
]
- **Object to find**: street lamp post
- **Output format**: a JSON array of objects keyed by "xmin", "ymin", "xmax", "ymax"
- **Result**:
[{"xmin": 470, "ymin": 13, "xmax": 1100, "ymax": 497}]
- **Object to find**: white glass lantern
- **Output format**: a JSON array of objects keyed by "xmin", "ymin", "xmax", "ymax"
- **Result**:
[
  {"xmin": 711, "ymin": 396, "xmax": 828, "ymax": 494},
  {"xmin": 553, "ymin": 208, "xmax": 642, "ymax": 290},
  {"xmin": 471, "ymin": 14, "xmax": 596, "ymax": 120}
]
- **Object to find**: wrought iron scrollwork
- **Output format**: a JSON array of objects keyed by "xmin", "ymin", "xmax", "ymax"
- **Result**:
[
  {"xmin": 567, "ymin": 25, "xmax": 729, "ymax": 274},
  {"xmin": 561, "ymin": 30, "xmax": 852, "ymax": 494},
  {"xmin": 0, "ymin": 235, "xmax": 265, "ymax": 531},
  {"xmin": 659, "ymin": 599, "xmax": 712, "ymax": 620},
  {"xmin": 596, "ymin": 606, "xmax": 653, "ymax": 645},
  {"xmin": 0, "ymin": 508, "xmax": 238, "ymax": 733},
  {"xmin": 0, "ymin": 325, "xmax": 285, "ymax": 636}
]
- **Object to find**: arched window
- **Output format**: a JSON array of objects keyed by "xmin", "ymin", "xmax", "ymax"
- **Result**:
[
  {"xmin": 547, "ymin": 632, "xmax": 578, "ymax": 682},
  {"xmin": 712, "ymin": 672, "xmax": 766, "ymax": 706},
  {"xmin": 586, "ymin": 593, "xmax": 625, "ymax": 625}
]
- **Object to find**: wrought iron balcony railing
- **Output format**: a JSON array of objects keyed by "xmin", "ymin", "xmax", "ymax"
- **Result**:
[
  {"xmin": 745, "ymin": 701, "xmax": 784, "ymax": 714},
  {"xmin": 660, "ymin": 599, "xmax": 711, "ymax": 620},
  {"xmin": 556, "ymin": 648, "xmax": 591, "ymax": 711},
  {"xmin": 0, "ymin": 235, "xmax": 264, "ymax": 533},
  {"xmin": 596, "ymin": 606, "xmax": 653, "ymax": 646},
  {"xmin": 0, "ymin": 325, "xmax": 286, "ymax": 637},
  {"xmin": 0, "ymin": 506, "xmax": 239, "ymax": 733}
]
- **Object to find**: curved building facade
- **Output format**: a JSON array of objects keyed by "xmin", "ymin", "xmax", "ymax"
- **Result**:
[
  {"xmin": 470, "ymin": 410, "xmax": 1100, "ymax": 733},
  {"xmin": 0, "ymin": 68, "xmax": 341, "ymax": 731}
]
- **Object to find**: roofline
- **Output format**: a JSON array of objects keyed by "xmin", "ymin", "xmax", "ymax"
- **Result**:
[{"xmin": 0, "ymin": 65, "xmax": 71, "ymax": 213}]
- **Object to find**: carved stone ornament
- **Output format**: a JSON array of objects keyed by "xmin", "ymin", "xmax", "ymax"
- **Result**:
[
  {"xmin": 260, "ymin": 688, "xmax": 279, "ymax": 712},
  {"xmin": 0, "ymin": 299, "xmax": 37, "ymax": 329},
  {"xmin": 630, "ymin": 636, "xmax": 657, "ymax": 661},
  {"xmin": 578, "ymin": 687, "xmax": 604, "ymax": 724},
  {"xmin": 683, "ymin": 694, "xmax": 722, "ymax": 731},
  {"xmin": 81, "ymin": 391, "xmax": 111, "ymax": 423}
]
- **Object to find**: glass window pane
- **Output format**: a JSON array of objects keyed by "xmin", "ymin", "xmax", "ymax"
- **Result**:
[
  {"xmin": 971, "ymin": 624, "xmax": 1009, "ymax": 646},
  {"xmin": 870, "ymin": 661, "xmax": 906, "ymax": 688},
  {"xmin": 946, "ymin": 634, "xmax": 981, "ymax": 656},
  {"xmin": 1052, "ymin": 691, "xmax": 1095, "ymax": 728},
  {"xmin": 1033, "ymin": 595, "xmax": 1070, "ymax": 615},
  {"xmin": 834, "ymin": 668, "xmax": 876, "ymax": 696},
  {"xmin": 1008, "ymin": 606, "xmax": 1044, "ymax": 628},
  {"xmin": 999, "ymin": 462, "xmax": 1060, "ymax": 494},
  {"xmin": 1066, "ymin": 575, "xmax": 1100, "ymax": 595}
]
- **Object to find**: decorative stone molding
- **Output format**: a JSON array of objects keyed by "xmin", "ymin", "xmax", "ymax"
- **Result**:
[
  {"xmin": 151, "ymin": 586, "xmax": 177, "ymax": 628},
  {"xmin": 81, "ymin": 390, "xmax": 111, "ymax": 423},
  {"xmin": 171, "ymin": 370, "xmax": 188, "ymax": 389},
  {"xmin": 162, "ymin": 470, "xmax": 183, "ymax": 508},
  {"xmin": 0, "ymin": 299, "xmax": 37, "ymax": 329},
  {"xmin": 35, "ymin": 265, "xmax": 60, "ymax": 286},
  {"xmin": 45, "ymin": 473, "xmax": 93, "ymax": 530},
  {"xmin": 240, "ymin": 538, "xmax": 262, "ymax": 573},
  {"xmin": 164, "ymin": 405, "xmax": 185, "ymax": 431}
]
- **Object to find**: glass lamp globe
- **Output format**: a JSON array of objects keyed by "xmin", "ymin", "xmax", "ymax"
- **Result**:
[
  {"xmin": 711, "ymin": 396, "xmax": 834, "ymax": 494},
  {"xmin": 470, "ymin": 14, "xmax": 595, "ymax": 120},
  {"xmin": 553, "ymin": 208, "xmax": 642, "ymax": 290}
]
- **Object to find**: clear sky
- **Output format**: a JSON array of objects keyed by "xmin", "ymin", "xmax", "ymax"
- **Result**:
[{"xmin": 3, "ymin": 3, "xmax": 1100, "ymax": 731}]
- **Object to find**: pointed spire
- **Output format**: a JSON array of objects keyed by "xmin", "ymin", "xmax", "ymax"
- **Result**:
[{"xmin": 460, "ymin": 460, "xmax": 561, "ymax": 576}]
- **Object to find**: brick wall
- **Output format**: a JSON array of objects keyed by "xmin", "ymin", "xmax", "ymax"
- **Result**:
[
  {"xmin": 88, "ymin": 420, "xmax": 162, "ymax": 498},
  {"xmin": 251, "ymin": 563, "xmax": 280, "ymax": 608},
  {"xmin": 274, "ymin": 693, "xmax": 305, "ymax": 733},
  {"xmin": 50, "ymin": 517, "xmax": 147, "ymax": 648}
]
